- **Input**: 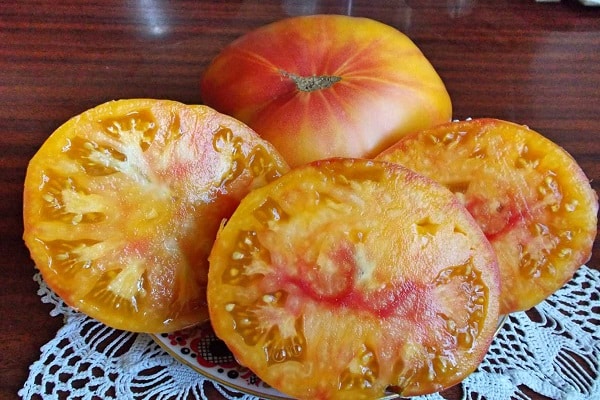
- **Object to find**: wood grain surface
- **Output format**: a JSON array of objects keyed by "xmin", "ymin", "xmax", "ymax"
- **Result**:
[{"xmin": 1, "ymin": 1, "xmax": 598, "ymax": 399}]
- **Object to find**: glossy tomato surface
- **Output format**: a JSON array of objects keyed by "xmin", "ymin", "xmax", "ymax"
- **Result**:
[
  {"xmin": 200, "ymin": 15, "xmax": 452, "ymax": 167},
  {"xmin": 207, "ymin": 158, "xmax": 500, "ymax": 399},
  {"xmin": 23, "ymin": 99, "xmax": 289, "ymax": 333},
  {"xmin": 377, "ymin": 118, "xmax": 598, "ymax": 314}
]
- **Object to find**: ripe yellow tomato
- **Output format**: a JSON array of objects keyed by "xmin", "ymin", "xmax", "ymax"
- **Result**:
[
  {"xmin": 208, "ymin": 158, "xmax": 500, "ymax": 399},
  {"xmin": 377, "ymin": 118, "xmax": 598, "ymax": 314},
  {"xmin": 23, "ymin": 99, "xmax": 289, "ymax": 333},
  {"xmin": 201, "ymin": 15, "xmax": 452, "ymax": 167}
]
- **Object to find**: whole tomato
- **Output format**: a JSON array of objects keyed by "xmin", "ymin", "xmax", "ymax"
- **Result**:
[{"xmin": 201, "ymin": 15, "xmax": 452, "ymax": 167}]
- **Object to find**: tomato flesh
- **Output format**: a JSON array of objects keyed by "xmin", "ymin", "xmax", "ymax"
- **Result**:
[
  {"xmin": 377, "ymin": 118, "xmax": 598, "ymax": 314},
  {"xmin": 208, "ymin": 158, "xmax": 500, "ymax": 399},
  {"xmin": 23, "ymin": 99, "xmax": 289, "ymax": 333}
]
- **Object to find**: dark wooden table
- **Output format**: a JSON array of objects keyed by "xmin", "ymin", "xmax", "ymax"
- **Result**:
[{"xmin": 1, "ymin": 1, "xmax": 599, "ymax": 399}]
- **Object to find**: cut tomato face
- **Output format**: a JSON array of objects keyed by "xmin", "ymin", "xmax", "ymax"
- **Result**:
[
  {"xmin": 377, "ymin": 118, "xmax": 598, "ymax": 314},
  {"xmin": 207, "ymin": 158, "xmax": 500, "ymax": 399},
  {"xmin": 23, "ymin": 99, "xmax": 289, "ymax": 333}
]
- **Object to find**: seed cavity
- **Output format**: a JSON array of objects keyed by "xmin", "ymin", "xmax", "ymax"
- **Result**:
[
  {"xmin": 101, "ymin": 110, "xmax": 157, "ymax": 152},
  {"xmin": 213, "ymin": 127, "xmax": 245, "ymax": 187},
  {"xmin": 247, "ymin": 145, "xmax": 286, "ymax": 183},
  {"xmin": 213, "ymin": 128, "xmax": 286, "ymax": 188},
  {"xmin": 253, "ymin": 197, "xmax": 289, "ymax": 226},
  {"xmin": 434, "ymin": 260, "xmax": 488, "ymax": 351},
  {"xmin": 339, "ymin": 344, "xmax": 379, "ymax": 390},
  {"xmin": 518, "ymin": 217, "xmax": 571, "ymax": 279},
  {"xmin": 226, "ymin": 291, "xmax": 306, "ymax": 365},
  {"xmin": 222, "ymin": 230, "xmax": 271, "ymax": 285},
  {"xmin": 565, "ymin": 199, "xmax": 579, "ymax": 212}
]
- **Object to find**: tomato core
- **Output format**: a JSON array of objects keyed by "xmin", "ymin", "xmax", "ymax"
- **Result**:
[
  {"xmin": 280, "ymin": 70, "xmax": 341, "ymax": 92},
  {"xmin": 465, "ymin": 195, "xmax": 526, "ymax": 241}
]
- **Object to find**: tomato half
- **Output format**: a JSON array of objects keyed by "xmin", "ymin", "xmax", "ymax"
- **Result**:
[
  {"xmin": 376, "ymin": 118, "xmax": 598, "ymax": 314},
  {"xmin": 23, "ymin": 99, "xmax": 289, "ymax": 333},
  {"xmin": 207, "ymin": 158, "xmax": 500, "ymax": 399},
  {"xmin": 200, "ymin": 15, "xmax": 452, "ymax": 167}
]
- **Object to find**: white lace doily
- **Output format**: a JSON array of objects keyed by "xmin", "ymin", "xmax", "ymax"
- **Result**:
[{"xmin": 19, "ymin": 265, "xmax": 600, "ymax": 400}]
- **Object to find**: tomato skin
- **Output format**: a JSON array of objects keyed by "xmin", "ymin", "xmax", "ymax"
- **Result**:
[
  {"xmin": 377, "ymin": 118, "xmax": 599, "ymax": 314},
  {"xmin": 208, "ymin": 158, "xmax": 500, "ymax": 399},
  {"xmin": 23, "ymin": 99, "xmax": 289, "ymax": 333},
  {"xmin": 200, "ymin": 15, "xmax": 452, "ymax": 167}
]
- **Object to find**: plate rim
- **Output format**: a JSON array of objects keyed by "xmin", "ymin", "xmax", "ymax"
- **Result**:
[{"xmin": 149, "ymin": 322, "xmax": 293, "ymax": 400}]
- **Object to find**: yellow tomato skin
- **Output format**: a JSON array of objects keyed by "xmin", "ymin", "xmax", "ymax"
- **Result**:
[
  {"xmin": 23, "ymin": 99, "xmax": 289, "ymax": 333},
  {"xmin": 201, "ymin": 15, "xmax": 452, "ymax": 167}
]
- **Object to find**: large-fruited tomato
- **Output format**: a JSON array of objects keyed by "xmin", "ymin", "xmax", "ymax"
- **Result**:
[
  {"xmin": 376, "ymin": 118, "xmax": 598, "ymax": 314},
  {"xmin": 23, "ymin": 99, "xmax": 289, "ymax": 333},
  {"xmin": 200, "ymin": 15, "xmax": 452, "ymax": 167},
  {"xmin": 207, "ymin": 158, "xmax": 500, "ymax": 399}
]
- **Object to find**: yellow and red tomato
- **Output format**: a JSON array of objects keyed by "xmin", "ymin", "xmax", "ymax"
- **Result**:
[
  {"xmin": 201, "ymin": 15, "xmax": 452, "ymax": 167},
  {"xmin": 23, "ymin": 99, "xmax": 289, "ymax": 333},
  {"xmin": 208, "ymin": 158, "xmax": 500, "ymax": 399},
  {"xmin": 377, "ymin": 118, "xmax": 598, "ymax": 314}
]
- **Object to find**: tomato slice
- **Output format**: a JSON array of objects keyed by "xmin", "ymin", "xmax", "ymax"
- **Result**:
[
  {"xmin": 376, "ymin": 118, "xmax": 598, "ymax": 314},
  {"xmin": 207, "ymin": 158, "xmax": 500, "ymax": 398},
  {"xmin": 23, "ymin": 99, "xmax": 289, "ymax": 333}
]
